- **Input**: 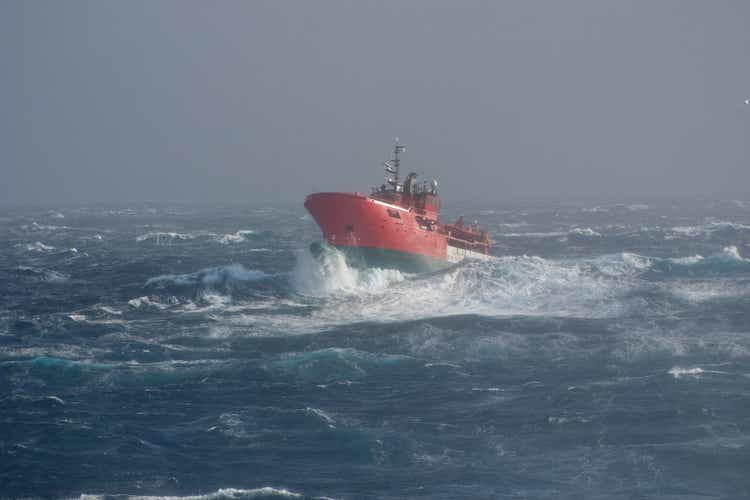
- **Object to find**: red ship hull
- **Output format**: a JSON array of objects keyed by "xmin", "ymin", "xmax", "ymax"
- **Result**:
[{"xmin": 305, "ymin": 192, "xmax": 460, "ymax": 273}]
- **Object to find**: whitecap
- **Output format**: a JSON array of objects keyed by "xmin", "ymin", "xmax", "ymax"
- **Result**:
[
  {"xmin": 669, "ymin": 221, "xmax": 750, "ymax": 238},
  {"xmin": 569, "ymin": 227, "xmax": 602, "ymax": 237},
  {"xmin": 78, "ymin": 486, "xmax": 317, "ymax": 499},
  {"xmin": 97, "ymin": 305, "xmax": 123, "ymax": 315},
  {"xmin": 669, "ymin": 366, "xmax": 704, "ymax": 379},
  {"xmin": 146, "ymin": 264, "xmax": 269, "ymax": 288},
  {"xmin": 128, "ymin": 296, "xmax": 170, "ymax": 310},
  {"xmin": 305, "ymin": 407, "xmax": 336, "ymax": 427},
  {"xmin": 581, "ymin": 206, "xmax": 609, "ymax": 213},
  {"xmin": 292, "ymin": 247, "xmax": 406, "ymax": 296},
  {"xmin": 497, "ymin": 231, "xmax": 567, "ymax": 238},
  {"xmin": 215, "ymin": 230, "xmax": 256, "ymax": 244},
  {"xmin": 15, "ymin": 266, "xmax": 70, "ymax": 283},
  {"xmin": 25, "ymin": 241, "xmax": 56, "ymax": 252},
  {"xmin": 136, "ymin": 231, "xmax": 201, "ymax": 243},
  {"xmin": 21, "ymin": 221, "xmax": 71, "ymax": 232}
]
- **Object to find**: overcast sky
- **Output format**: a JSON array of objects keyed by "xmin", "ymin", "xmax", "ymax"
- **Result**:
[{"xmin": 2, "ymin": 1, "xmax": 749, "ymax": 205}]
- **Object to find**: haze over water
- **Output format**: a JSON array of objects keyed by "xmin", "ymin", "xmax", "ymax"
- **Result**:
[{"xmin": 2, "ymin": 1, "xmax": 750, "ymax": 205}]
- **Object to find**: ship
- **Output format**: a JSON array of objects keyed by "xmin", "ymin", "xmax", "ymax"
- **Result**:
[{"xmin": 304, "ymin": 140, "xmax": 491, "ymax": 273}]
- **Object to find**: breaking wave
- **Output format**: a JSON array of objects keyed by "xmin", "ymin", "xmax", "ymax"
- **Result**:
[
  {"xmin": 14, "ymin": 266, "xmax": 69, "ymax": 283},
  {"xmin": 146, "ymin": 264, "xmax": 270, "ymax": 288},
  {"xmin": 216, "ymin": 229, "xmax": 256, "ymax": 244},
  {"xmin": 76, "ymin": 487, "xmax": 336, "ymax": 499},
  {"xmin": 123, "ymin": 242, "xmax": 750, "ymax": 338},
  {"xmin": 668, "ymin": 221, "xmax": 750, "ymax": 239},
  {"xmin": 136, "ymin": 231, "xmax": 200, "ymax": 243},
  {"xmin": 498, "ymin": 227, "xmax": 602, "ymax": 238},
  {"xmin": 649, "ymin": 246, "xmax": 750, "ymax": 274},
  {"xmin": 24, "ymin": 241, "xmax": 56, "ymax": 252},
  {"xmin": 20, "ymin": 221, "xmax": 71, "ymax": 232},
  {"xmin": 292, "ymin": 247, "xmax": 406, "ymax": 296}
]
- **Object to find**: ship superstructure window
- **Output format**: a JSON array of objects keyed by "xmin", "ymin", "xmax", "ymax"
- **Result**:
[{"xmin": 387, "ymin": 209, "xmax": 401, "ymax": 219}]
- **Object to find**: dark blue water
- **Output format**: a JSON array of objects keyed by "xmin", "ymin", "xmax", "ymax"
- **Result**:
[{"xmin": 2, "ymin": 200, "xmax": 750, "ymax": 499}]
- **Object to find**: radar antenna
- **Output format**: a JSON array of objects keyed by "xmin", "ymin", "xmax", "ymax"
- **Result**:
[{"xmin": 384, "ymin": 138, "xmax": 406, "ymax": 190}]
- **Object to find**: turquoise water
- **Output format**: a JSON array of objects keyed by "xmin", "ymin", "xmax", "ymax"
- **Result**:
[{"xmin": 1, "ymin": 200, "xmax": 749, "ymax": 499}]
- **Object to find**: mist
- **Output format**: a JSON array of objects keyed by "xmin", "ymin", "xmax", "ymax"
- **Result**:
[{"xmin": 2, "ymin": 0, "xmax": 749, "ymax": 205}]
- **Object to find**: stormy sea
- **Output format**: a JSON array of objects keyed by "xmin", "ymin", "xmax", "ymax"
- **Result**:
[{"xmin": 1, "ymin": 199, "xmax": 749, "ymax": 500}]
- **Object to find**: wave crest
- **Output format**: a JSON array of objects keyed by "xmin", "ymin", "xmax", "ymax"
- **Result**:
[
  {"xmin": 146, "ymin": 264, "xmax": 270, "ymax": 289},
  {"xmin": 292, "ymin": 246, "xmax": 406, "ymax": 296}
]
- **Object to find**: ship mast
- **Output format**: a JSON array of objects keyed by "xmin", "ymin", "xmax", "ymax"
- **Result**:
[{"xmin": 383, "ymin": 138, "xmax": 406, "ymax": 191}]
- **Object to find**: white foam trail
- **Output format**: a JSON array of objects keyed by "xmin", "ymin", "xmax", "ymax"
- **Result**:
[
  {"xmin": 713, "ymin": 245, "xmax": 747, "ymax": 262},
  {"xmin": 569, "ymin": 227, "xmax": 602, "ymax": 237},
  {"xmin": 668, "ymin": 366, "xmax": 729, "ymax": 378},
  {"xmin": 669, "ymin": 366, "xmax": 704, "ymax": 378},
  {"xmin": 223, "ymin": 249, "xmax": 647, "ymax": 336},
  {"xmin": 669, "ymin": 221, "xmax": 750, "ymax": 238},
  {"xmin": 16, "ymin": 266, "xmax": 70, "ymax": 283},
  {"xmin": 25, "ymin": 241, "xmax": 56, "ymax": 252},
  {"xmin": 581, "ymin": 206, "xmax": 609, "ymax": 213},
  {"xmin": 215, "ymin": 229, "xmax": 256, "ymax": 244},
  {"xmin": 136, "ymin": 231, "xmax": 199, "ymax": 243},
  {"xmin": 499, "ymin": 227, "xmax": 601, "ymax": 238},
  {"xmin": 21, "ymin": 221, "xmax": 71, "ymax": 232},
  {"xmin": 305, "ymin": 407, "xmax": 336, "ymax": 428},
  {"xmin": 669, "ymin": 281, "xmax": 745, "ymax": 303},
  {"xmin": 146, "ymin": 264, "xmax": 269, "ymax": 287},
  {"xmin": 128, "ymin": 296, "xmax": 170, "ymax": 310},
  {"xmin": 77, "ymin": 486, "xmax": 316, "ymax": 499}
]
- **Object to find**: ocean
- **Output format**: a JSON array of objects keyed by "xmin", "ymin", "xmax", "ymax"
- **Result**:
[{"xmin": 1, "ymin": 199, "xmax": 749, "ymax": 499}]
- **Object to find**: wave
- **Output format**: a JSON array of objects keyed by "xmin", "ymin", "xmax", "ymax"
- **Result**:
[
  {"xmin": 280, "ymin": 245, "xmax": 748, "ymax": 328},
  {"xmin": 19, "ymin": 241, "xmax": 79, "ymax": 255},
  {"xmin": 128, "ymin": 296, "xmax": 173, "ymax": 310},
  {"xmin": 581, "ymin": 206, "xmax": 609, "ymax": 213},
  {"xmin": 20, "ymin": 221, "xmax": 72, "ymax": 232},
  {"xmin": 292, "ymin": 247, "xmax": 406, "ymax": 296},
  {"xmin": 668, "ymin": 280, "xmax": 748, "ymax": 303},
  {"xmin": 135, "ymin": 231, "xmax": 201, "ymax": 243},
  {"xmin": 146, "ymin": 264, "xmax": 270, "ymax": 289},
  {"xmin": 568, "ymin": 227, "xmax": 602, "ymax": 237},
  {"xmin": 14, "ymin": 266, "xmax": 69, "ymax": 283},
  {"xmin": 24, "ymin": 241, "xmax": 56, "ymax": 252},
  {"xmin": 496, "ymin": 231, "xmax": 567, "ymax": 238},
  {"xmin": 124, "ymin": 244, "xmax": 749, "ymax": 336},
  {"xmin": 235, "ymin": 247, "xmax": 649, "ymax": 333},
  {"xmin": 499, "ymin": 227, "xmax": 601, "ymax": 239},
  {"xmin": 267, "ymin": 347, "xmax": 413, "ymax": 383},
  {"xmin": 668, "ymin": 221, "xmax": 750, "ymax": 239},
  {"xmin": 650, "ymin": 246, "xmax": 750, "ymax": 274},
  {"xmin": 75, "ymin": 486, "xmax": 336, "ymax": 500},
  {"xmin": 215, "ymin": 229, "xmax": 256, "ymax": 244}
]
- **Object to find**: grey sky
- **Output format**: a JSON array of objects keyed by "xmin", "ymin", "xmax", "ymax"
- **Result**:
[{"xmin": 2, "ymin": 1, "xmax": 749, "ymax": 205}]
